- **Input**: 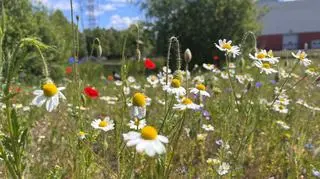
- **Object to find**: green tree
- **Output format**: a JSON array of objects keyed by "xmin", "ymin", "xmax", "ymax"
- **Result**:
[
  {"xmin": 1, "ymin": 0, "xmax": 77, "ymax": 83},
  {"xmin": 141, "ymin": 0, "xmax": 261, "ymax": 69}
]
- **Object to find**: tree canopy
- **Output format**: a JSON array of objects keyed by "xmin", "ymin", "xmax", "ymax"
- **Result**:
[{"xmin": 141, "ymin": 0, "xmax": 262, "ymax": 68}]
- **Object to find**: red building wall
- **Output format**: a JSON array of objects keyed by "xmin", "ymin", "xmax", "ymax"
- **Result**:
[
  {"xmin": 257, "ymin": 34, "xmax": 283, "ymax": 50},
  {"xmin": 258, "ymin": 32, "xmax": 320, "ymax": 50},
  {"xmin": 298, "ymin": 32, "xmax": 320, "ymax": 49}
]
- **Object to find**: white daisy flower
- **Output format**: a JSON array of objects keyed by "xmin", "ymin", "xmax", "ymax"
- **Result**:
[
  {"xmin": 128, "ymin": 118, "xmax": 147, "ymax": 130},
  {"xmin": 249, "ymin": 49, "xmax": 279, "ymax": 64},
  {"xmin": 32, "ymin": 82, "xmax": 66, "ymax": 112},
  {"xmin": 190, "ymin": 84, "xmax": 210, "ymax": 97},
  {"xmin": 217, "ymin": 162, "xmax": 230, "ymax": 176},
  {"xmin": 131, "ymin": 106, "xmax": 146, "ymax": 119},
  {"xmin": 123, "ymin": 86, "xmax": 130, "ymax": 95},
  {"xmin": 202, "ymin": 124, "xmax": 214, "ymax": 131},
  {"xmin": 131, "ymin": 84, "xmax": 141, "ymax": 90},
  {"xmin": 123, "ymin": 125, "xmax": 168, "ymax": 157},
  {"xmin": 228, "ymin": 63, "xmax": 236, "ymax": 69},
  {"xmin": 192, "ymin": 75, "xmax": 205, "ymax": 84},
  {"xmin": 275, "ymin": 120, "xmax": 290, "ymax": 130},
  {"xmin": 22, "ymin": 106, "xmax": 31, "ymax": 112},
  {"xmin": 273, "ymin": 103, "xmax": 288, "ymax": 114},
  {"xmin": 13, "ymin": 103, "xmax": 23, "ymax": 109},
  {"xmin": 267, "ymin": 50, "xmax": 280, "ymax": 64},
  {"xmin": 162, "ymin": 66, "xmax": 172, "ymax": 74},
  {"xmin": 163, "ymin": 79, "xmax": 186, "ymax": 96},
  {"xmin": 254, "ymin": 61, "xmax": 278, "ymax": 75},
  {"xmin": 203, "ymin": 63, "xmax": 214, "ymax": 70},
  {"xmin": 220, "ymin": 71, "xmax": 230, "ymax": 79},
  {"xmin": 147, "ymin": 75, "xmax": 159, "ymax": 87},
  {"xmin": 305, "ymin": 67, "xmax": 318, "ymax": 77},
  {"xmin": 127, "ymin": 76, "xmax": 136, "ymax": 83},
  {"xmin": 235, "ymin": 75, "xmax": 246, "ymax": 84},
  {"xmin": 114, "ymin": 80, "xmax": 123, "ymax": 86},
  {"xmin": 159, "ymin": 74, "xmax": 174, "ymax": 85},
  {"xmin": 157, "ymin": 98, "xmax": 165, "ymax": 105},
  {"xmin": 274, "ymin": 87, "xmax": 287, "ymax": 96},
  {"xmin": 173, "ymin": 97, "xmax": 201, "ymax": 111},
  {"xmin": 244, "ymin": 74, "xmax": 254, "ymax": 82},
  {"xmin": 276, "ymin": 96, "xmax": 290, "ymax": 106},
  {"xmin": 77, "ymin": 131, "xmax": 86, "ymax": 140},
  {"xmin": 197, "ymin": 133, "xmax": 207, "ymax": 141},
  {"xmin": 292, "ymin": 50, "xmax": 312, "ymax": 67},
  {"xmin": 91, "ymin": 117, "xmax": 115, "ymax": 132},
  {"xmin": 215, "ymin": 39, "xmax": 240, "ymax": 58}
]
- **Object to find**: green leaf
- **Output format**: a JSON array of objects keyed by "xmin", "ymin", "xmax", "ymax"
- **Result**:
[
  {"xmin": 11, "ymin": 108, "xmax": 20, "ymax": 137},
  {"xmin": 19, "ymin": 129, "xmax": 28, "ymax": 148}
]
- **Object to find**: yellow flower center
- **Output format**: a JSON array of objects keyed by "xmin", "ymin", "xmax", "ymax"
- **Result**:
[
  {"xmin": 182, "ymin": 98, "xmax": 193, "ymax": 105},
  {"xmin": 151, "ymin": 76, "xmax": 157, "ymax": 81},
  {"xmin": 299, "ymin": 52, "xmax": 305, "ymax": 60},
  {"xmin": 222, "ymin": 43, "xmax": 232, "ymax": 50},
  {"xmin": 141, "ymin": 126, "xmax": 158, "ymax": 140},
  {"xmin": 262, "ymin": 63, "xmax": 271, "ymax": 69},
  {"xmin": 99, "ymin": 120, "xmax": 108, "ymax": 127},
  {"xmin": 257, "ymin": 52, "xmax": 266, "ymax": 59},
  {"xmin": 279, "ymin": 105, "xmax": 284, "ymax": 110},
  {"xmin": 196, "ymin": 84, "xmax": 206, "ymax": 91},
  {"xmin": 42, "ymin": 83, "xmax": 58, "ymax": 97},
  {"xmin": 78, "ymin": 131, "xmax": 85, "ymax": 136},
  {"xmin": 134, "ymin": 118, "xmax": 140, "ymax": 126},
  {"xmin": 171, "ymin": 79, "xmax": 181, "ymax": 88},
  {"xmin": 132, "ymin": 93, "xmax": 146, "ymax": 107}
]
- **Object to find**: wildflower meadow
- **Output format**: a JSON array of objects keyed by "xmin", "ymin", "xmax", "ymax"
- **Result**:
[{"xmin": 0, "ymin": 0, "xmax": 320, "ymax": 178}]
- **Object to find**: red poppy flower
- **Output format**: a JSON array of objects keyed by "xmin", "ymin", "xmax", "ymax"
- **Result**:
[
  {"xmin": 213, "ymin": 55, "xmax": 219, "ymax": 61},
  {"xmin": 144, "ymin": 58, "xmax": 156, "ymax": 70},
  {"xmin": 65, "ymin": 66, "xmax": 72, "ymax": 74},
  {"xmin": 84, "ymin": 87, "xmax": 99, "ymax": 99}
]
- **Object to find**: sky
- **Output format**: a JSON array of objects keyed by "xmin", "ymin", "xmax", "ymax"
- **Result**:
[
  {"xmin": 32, "ymin": 0, "xmax": 298, "ymax": 30},
  {"xmin": 32, "ymin": 0, "xmax": 144, "ymax": 30}
]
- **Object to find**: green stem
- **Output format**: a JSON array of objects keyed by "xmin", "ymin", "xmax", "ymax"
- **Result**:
[
  {"xmin": 164, "ymin": 111, "xmax": 186, "ymax": 177},
  {"xmin": 159, "ymin": 95, "xmax": 174, "ymax": 133},
  {"xmin": 269, "ymin": 60, "xmax": 299, "ymax": 108},
  {"xmin": 225, "ymin": 54, "xmax": 241, "ymax": 113}
]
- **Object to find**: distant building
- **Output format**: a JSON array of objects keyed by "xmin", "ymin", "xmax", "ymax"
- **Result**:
[{"xmin": 258, "ymin": 0, "xmax": 320, "ymax": 50}]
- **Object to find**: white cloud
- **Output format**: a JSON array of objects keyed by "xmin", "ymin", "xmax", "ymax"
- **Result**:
[
  {"xmin": 32, "ymin": 0, "xmax": 79, "ymax": 11},
  {"xmin": 109, "ymin": 15, "xmax": 139, "ymax": 30},
  {"xmin": 86, "ymin": 3, "xmax": 118, "ymax": 17},
  {"xmin": 109, "ymin": 0, "xmax": 132, "ymax": 3}
]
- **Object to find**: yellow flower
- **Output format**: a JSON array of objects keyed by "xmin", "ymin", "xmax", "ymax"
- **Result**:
[
  {"xmin": 42, "ymin": 83, "xmax": 58, "ymax": 97},
  {"xmin": 141, "ymin": 126, "xmax": 158, "ymax": 140},
  {"xmin": 182, "ymin": 98, "xmax": 193, "ymax": 105},
  {"xmin": 196, "ymin": 84, "xmax": 206, "ymax": 91},
  {"xmin": 171, "ymin": 79, "xmax": 181, "ymax": 88},
  {"xmin": 132, "ymin": 92, "xmax": 146, "ymax": 107}
]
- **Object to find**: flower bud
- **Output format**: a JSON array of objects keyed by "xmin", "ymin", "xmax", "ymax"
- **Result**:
[
  {"xmin": 184, "ymin": 48, "xmax": 192, "ymax": 63},
  {"xmin": 136, "ymin": 48, "xmax": 141, "ymax": 61},
  {"xmin": 97, "ymin": 45, "xmax": 102, "ymax": 57}
]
